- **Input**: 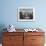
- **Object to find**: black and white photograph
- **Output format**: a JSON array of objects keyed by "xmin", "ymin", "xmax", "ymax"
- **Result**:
[{"xmin": 18, "ymin": 7, "xmax": 35, "ymax": 21}]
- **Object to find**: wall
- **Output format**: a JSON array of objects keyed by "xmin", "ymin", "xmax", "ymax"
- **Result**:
[
  {"xmin": 0, "ymin": 0, "xmax": 46, "ymax": 30},
  {"xmin": 0, "ymin": 0, "xmax": 46, "ymax": 44}
]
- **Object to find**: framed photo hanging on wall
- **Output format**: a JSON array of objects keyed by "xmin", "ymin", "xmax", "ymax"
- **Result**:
[{"xmin": 17, "ymin": 7, "xmax": 35, "ymax": 21}]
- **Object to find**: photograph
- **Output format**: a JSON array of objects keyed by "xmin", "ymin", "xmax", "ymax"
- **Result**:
[{"xmin": 18, "ymin": 7, "xmax": 35, "ymax": 21}]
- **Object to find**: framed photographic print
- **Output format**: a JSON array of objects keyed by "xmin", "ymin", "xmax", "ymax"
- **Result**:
[{"xmin": 18, "ymin": 7, "xmax": 35, "ymax": 21}]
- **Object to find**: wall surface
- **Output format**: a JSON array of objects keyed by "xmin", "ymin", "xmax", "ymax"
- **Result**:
[{"xmin": 0, "ymin": 0, "xmax": 46, "ymax": 31}]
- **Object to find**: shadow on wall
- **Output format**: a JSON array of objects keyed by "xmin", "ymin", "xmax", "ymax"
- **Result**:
[{"xmin": 0, "ymin": 24, "xmax": 7, "ymax": 43}]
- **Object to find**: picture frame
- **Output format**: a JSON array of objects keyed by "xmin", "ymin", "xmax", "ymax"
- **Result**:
[{"xmin": 17, "ymin": 7, "xmax": 35, "ymax": 21}]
